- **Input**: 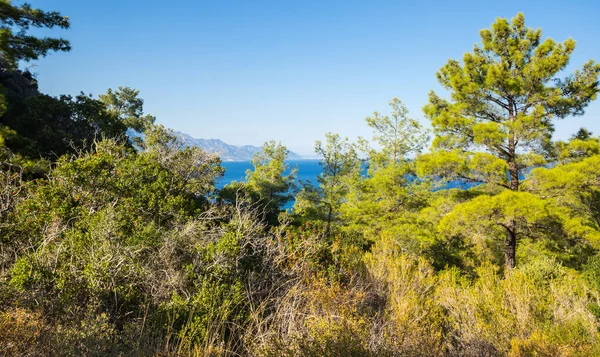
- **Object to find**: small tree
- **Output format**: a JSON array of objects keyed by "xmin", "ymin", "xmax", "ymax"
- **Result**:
[
  {"xmin": 294, "ymin": 133, "xmax": 359, "ymax": 236},
  {"xmin": 419, "ymin": 13, "xmax": 600, "ymax": 269},
  {"xmin": 221, "ymin": 141, "xmax": 296, "ymax": 226},
  {"xmin": 340, "ymin": 99, "xmax": 428, "ymax": 250},
  {"xmin": 365, "ymin": 97, "xmax": 428, "ymax": 167},
  {"xmin": 99, "ymin": 87, "xmax": 156, "ymax": 133}
]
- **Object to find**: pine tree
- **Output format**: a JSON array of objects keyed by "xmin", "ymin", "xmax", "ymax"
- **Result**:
[
  {"xmin": 420, "ymin": 13, "xmax": 600, "ymax": 269},
  {"xmin": 0, "ymin": 0, "xmax": 70, "ymax": 69}
]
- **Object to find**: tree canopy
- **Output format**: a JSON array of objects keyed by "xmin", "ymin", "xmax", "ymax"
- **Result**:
[
  {"xmin": 419, "ymin": 12, "xmax": 600, "ymax": 269},
  {"xmin": 0, "ymin": 0, "xmax": 70, "ymax": 69}
]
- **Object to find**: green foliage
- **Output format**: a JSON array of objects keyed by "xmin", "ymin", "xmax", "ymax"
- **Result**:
[
  {"xmin": 246, "ymin": 140, "xmax": 296, "ymax": 207},
  {"xmin": 364, "ymin": 97, "xmax": 429, "ymax": 166},
  {"xmin": 0, "ymin": 0, "xmax": 70, "ymax": 70},
  {"xmin": 420, "ymin": 12, "xmax": 600, "ymax": 270},
  {"xmin": 1, "ymin": 93, "xmax": 127, "ymax": 160},
  {"xmin": 336, "ymin": 100, "xmax": 430, "ymax": 259},
  {"xmin": 422, "ymin": 12, "xmax": 600, "ymax": 191},
  {"xmin": 2, "ymin": 6, "xmax": 600, "ymax": 355},
  {"xmin": 295, "ymin": 133, "xmax": 359, "ymax": 234},
  {"xmin": 553, "ymin": 128, "xmax": 600, "ymax": 163},
  {"xmin": 0, "ymin": 1, "xmax": 70, "ymax": 122},
  {"xmin": 526, "ymin": 155, "xmax": 600, "ymax": 251},
  {"xmin": 99, "ymin": 86, "xmax": 156, "ymax": 133},
  {"xmin": 222, "ymin": 140, "xmax": 295, "ymax": 226},
  {"xmin": 438, "ymin": 191, "xmax": 546, "ymax": 266}
]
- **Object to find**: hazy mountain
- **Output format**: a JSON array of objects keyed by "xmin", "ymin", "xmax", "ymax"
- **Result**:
[
  {"xmin": 172, "ymin": 131, "xmax": 303, "ymax": 161},
  {"xmin": 130, "ymin": 130, "xmax": 302, "ymax": 161}
]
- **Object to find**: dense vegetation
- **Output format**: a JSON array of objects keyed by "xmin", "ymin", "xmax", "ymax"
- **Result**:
[{"xmin": 1, "ymin": 2, "xmax": 600, "ymax": 356}]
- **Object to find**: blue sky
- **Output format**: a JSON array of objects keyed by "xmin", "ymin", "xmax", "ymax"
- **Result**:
[{"xmin": 26, "ymin": 0, "xmax": 600, "ymax": 155}]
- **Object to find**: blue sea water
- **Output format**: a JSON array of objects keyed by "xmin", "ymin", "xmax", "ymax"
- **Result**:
[
  {"xmin": 216, "ymin": 160, "xmax": 476, "ymax": 208},
  {"xmin": 216, "ymin": 159, "xmax": 323, "ymax": 189}
]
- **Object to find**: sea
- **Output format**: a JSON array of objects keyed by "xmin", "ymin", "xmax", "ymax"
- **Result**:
[
  {"xmin": 216, "ymin": 159, "xmax": 322, "ymax": 189},
  {"xmin": 216, "ymin": 159, "xmax": 475, "ymax": 206}
]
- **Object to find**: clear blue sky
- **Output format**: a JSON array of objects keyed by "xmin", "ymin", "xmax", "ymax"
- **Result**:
[{"xmin": 27, "ymin": 0, "xmax": 600, "ymax": 155}]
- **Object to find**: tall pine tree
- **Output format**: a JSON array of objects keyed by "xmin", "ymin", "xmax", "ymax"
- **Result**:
[{"xmin": 419, "ymin": 13, "xmax": 600, "ymax": 269}]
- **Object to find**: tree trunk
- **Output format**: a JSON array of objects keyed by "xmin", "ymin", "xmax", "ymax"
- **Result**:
[
  {"xmin": 507, "ymin": 117, "xmax": 519, "ymax": 192},
  {"xmin": 505, "ymin": 107, "xmax": 518, "ymax": 270},
  {"xmin": 508, "ymin": 160, "xmax": 519, "ymax": 191},
  {"xmin": 504, "ymin": 225, "xmax": 517, "ymax": 270},
  {"xmin": 325, "ymin": 204, "xmax": 333, "ymax": 237},
  {"xmin": 506, "ymin": 159, "xmax": 519, "ymax": 270}
]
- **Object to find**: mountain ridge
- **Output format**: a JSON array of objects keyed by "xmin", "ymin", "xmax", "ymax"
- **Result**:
[
  {"xmin": 172, "ymin": 131, "xmax": 302, "ymax": 161},
  {"xmin": 127, "ymin": 130, "xmax": 303, "ymax": 161}
]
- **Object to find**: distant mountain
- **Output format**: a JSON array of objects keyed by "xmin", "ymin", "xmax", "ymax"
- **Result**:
[
  {"xmin": 127, "ymin": 130, "xmax": 303, "ymax": 161},
  {"xmin": 172, "ymin": 131, "xmax": 302, "ymax": 161},
  {"xmin": 129, "ymin": 130, "xmax": 302, "ymax": 161}
]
